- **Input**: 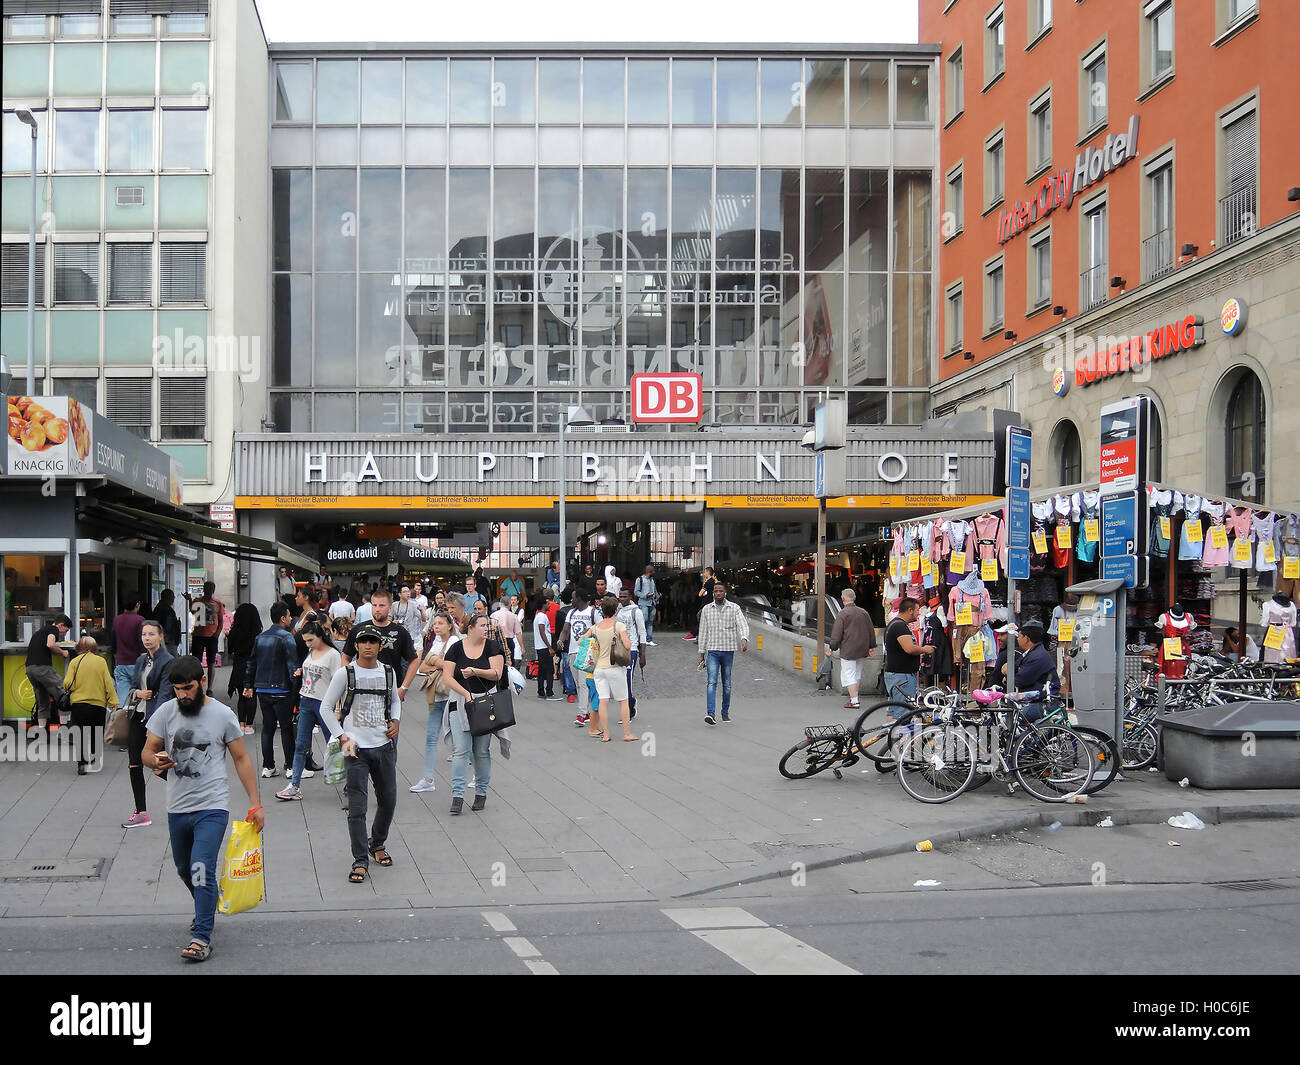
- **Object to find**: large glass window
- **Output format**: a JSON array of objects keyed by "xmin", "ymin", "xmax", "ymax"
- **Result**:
[
  {"xmin": 805, "ymin": 169, "xmax": 844, "ymax": 271},
  {"xmin": 317, "ymin": 60, "xmax": 358, "ymax": 125},
  {"xmin": 405, "ymin": 59, "xmax": 446, "ymax": 124},
  {"xmin": 848, "ymin": 169, "xmax": 887, "ymax": 272},
  {"xmin": 315, "ymin": 169, "xmax": 356, "ymax": 271},
  {"xmin": 405, "ymin": 167, "xmax": 447, "ymax": 264},
  {"xmin": 805, "ymin": 60, "xmax": 845, "ymax": 126},
  {"xmin": 361, "ymin": 60, "xmax": 402, "ymax": 124},
  {"xmin": 275, "ymin": 62, "xmax": 312, "ymax": 123},
  {"xmin": 672, "ymin": 60, "xmax": 713, "ymax": 125},
  {"xmin": 583, "ymin": 59, "xmax": 624, "ymax": 124},
  {"xmin": 896, "ymin": 65, "xmax": 930, "ymax": 123},
  {"xmin": 449, "ymin": 59, "xmax": 491, "ymax": 124},
  {"xmin": 1057, "ymin": 420, "xmax": 1082, "ymax": 484},
  {"xmin": 314, "ymin": 274, "xmax": 356, "ymax": 387},
  {"xmin": 538, "ymin": 60, "xmax": 579, "ymax": 123},
  {"xmin": 55, "ymin": 111, "xmax": 100, "ymax": 172},
  {"xmin": 761, "ymin": 59, "xmax": 803, "ymax": 126},
  {"xmin": 108, "ymin": 110, "xmax": 153, "ymax": 171},
  {"xmin": 3, "ymin": 109, "xmax": 47, "ymax": 173},
  {"xmin": 108, "ymin": 243, "xmax": 152, "ymax": 305},
  {"xmin": 893, "ymin": 170, "xmax": 931, "ymax": 272},
  {"xmin": 716, "ymin": 60, "xmax": 756, "ymax": 124},
  {"xmin": 54, "ymin": 243, "xmax": 98, "ymax": 304},
  {"xmin": 493, "ymin": 59, "xmax": 535, "ymax": 125},
  {"xmin": 162, "ymin": 109, "xmax": 206, "ymax": 170},
  {"xmin": 358, "ymin": 168, "xmax": 401, "ymax": 271},
  {"xmin": 1226, "ymin": 371, "xmax": 1266, "ymax": 501},
  {"xmin": 627, "ymin": 60, "xmax": 668, "ymax": 124},
  {"xmin": 272, "ymin": 168, "xmax": 312, "ymax": 272},
  {"xmin": 358, "ymin": 272, "xmax": 402, "ymax": 385}
]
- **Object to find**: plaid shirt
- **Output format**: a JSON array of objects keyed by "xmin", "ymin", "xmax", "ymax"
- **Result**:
[
  {"xmin": 697, "ymin": 599, "xmax": 750, "ymax": 653},
  {"xmin": 483, "ymin": 617, "xmax": 514, "ymax": 665}
]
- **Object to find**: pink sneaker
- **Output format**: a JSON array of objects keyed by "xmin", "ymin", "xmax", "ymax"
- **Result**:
[{"xmin": 121, "ymin": 812, "xmax": 152, "ymax": 829}]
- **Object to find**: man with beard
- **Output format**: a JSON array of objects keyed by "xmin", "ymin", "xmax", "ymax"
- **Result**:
[{"xmin": 145, "ymin": 655, "xmax": 263, "ymax": 964}]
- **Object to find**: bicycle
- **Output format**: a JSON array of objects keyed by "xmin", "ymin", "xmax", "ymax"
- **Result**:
[{"xmin": 778, "ymin": 723, "xmax": 863, "ymax": 780}]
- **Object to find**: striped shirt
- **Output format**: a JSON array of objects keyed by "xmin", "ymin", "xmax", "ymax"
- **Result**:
[{"xmin": 697, "ymin": 599, "xmax": 750, "ymax": 653}]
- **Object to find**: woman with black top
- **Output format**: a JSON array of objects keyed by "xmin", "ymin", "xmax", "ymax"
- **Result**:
[
  {"xmin": 440, "ymin": 613, "xmax": 505, "ymax": 815},
  {"xmin": 149, "ymin": 589, "xmax": 182, "ymax": 654},
  {"xmin": 226, "ymin": 602, "xmax": 263, "ymax": 735}
]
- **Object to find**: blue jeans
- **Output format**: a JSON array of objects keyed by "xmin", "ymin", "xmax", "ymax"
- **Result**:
[
  {"xmin": 291, "ymin": 696, "xmax": 332, "ymax": 787},
  {"xmin": 705, "ymin": 650, "xmax": 734, "ymax": 718},
  {"xmin": 638, "ymin": 601, "xmax": 655, "ymax": 641},
  {"xmin": 167, "ymin": 808, "xmax": 228, "ymax": 945},
  {"xmin": 424, "ymin": 698, "xmax": 448, "ymax": 780},
  {"xmin": 884, "ymin": 671, "xmax": 918, "ymax": 703},
  {"xmin": 448, "ymin": 702, "xmax": 490, "ymax": 798},
  {"xmin": 113, "ymin": 664, "xmax": 135, "ymax": 709}
]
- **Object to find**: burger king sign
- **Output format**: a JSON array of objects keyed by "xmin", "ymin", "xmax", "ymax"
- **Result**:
[{"xmin": 1221, "ymin": 297, "xmax": 1248, "ymax": 337}]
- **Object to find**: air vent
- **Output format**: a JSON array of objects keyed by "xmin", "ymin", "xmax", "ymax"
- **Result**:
[
  {"xmin": 1216, "ymin": 880, "xmax": 1291, "ymax": 892},
  {"xmin": 115, "ymin": 186, "xmax": 145, "ymax": 206}
]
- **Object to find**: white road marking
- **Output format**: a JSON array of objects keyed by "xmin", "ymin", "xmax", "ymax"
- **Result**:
[
  {"xmin": 663, "ymin": 907, "xmax": 860, "ymax": 975},
  {"xmin": 482, "ymin": 911, "xmax": 517, "ymax": 932},
  {"xmin": 524, "ymin": 959, "xmax": 559, "ymax": 975},
  {"xmin": 503, "ymin": 936, "xmax": 541, "ymax": 958}
]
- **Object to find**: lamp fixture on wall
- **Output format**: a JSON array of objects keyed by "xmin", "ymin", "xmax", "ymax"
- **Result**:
[
  {"xmin": 1180, "ymin": 243, "xmax": 1198, "ymax": 258},
  {"xmin": 1109, "ymin": 276, "xmax": 1125, "ymax": 289},
  {"xmin": 1052, "ymin": 305, "xmax": 1068, "ymax": 316},
  {"xmin": 1288, "ymin": 187, "xmax": 1300, "ymax": 202},
  {"xmin": 962, "ymin": 350, "xmax": 974, "ymax": 361},
  {"xmin": 1003, "ymin": 330, "xmax": 1018, "ymax": 342}
]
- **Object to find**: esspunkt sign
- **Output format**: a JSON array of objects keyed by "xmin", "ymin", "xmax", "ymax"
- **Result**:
[
  {"xmin": 1073, "ymin": 314, "xmax": 1204, "ymax": 388},
  {"xmin": 998, "ymin": 115, "xmax": 1140, "ymax": 245}
]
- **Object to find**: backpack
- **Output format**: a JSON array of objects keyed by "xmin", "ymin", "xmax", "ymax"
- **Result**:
[{"xmin": 340, "ymin": 663, "xmax": 397, "ymax": 723}]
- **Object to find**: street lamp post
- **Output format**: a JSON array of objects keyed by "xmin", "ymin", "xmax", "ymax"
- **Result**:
[
  {"xmin": 15, "ymin": 109, "xmax": 38, "ymax": 395},
  {"xmin": 556, "ymin": 404, "xmax": 592, "ymax": 595}
]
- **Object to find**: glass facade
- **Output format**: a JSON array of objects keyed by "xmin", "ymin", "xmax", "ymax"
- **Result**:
[{"xmin": 269, "ymin": 51, "xmax": 936, "ymax": 435}]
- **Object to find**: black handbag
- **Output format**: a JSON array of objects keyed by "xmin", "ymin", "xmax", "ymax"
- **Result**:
[
  {"xmin": 55, "ymin": 655, "xmax": 85, "ymax": 717},
  {"xmin": 464, "ymin": 688, "xmax": 516, "ymax": 737}
]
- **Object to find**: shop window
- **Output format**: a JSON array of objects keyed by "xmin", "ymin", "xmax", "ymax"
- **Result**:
[{"xmin": 1225, "ymin": 371, "xmax": 1265, "ymax": 501}]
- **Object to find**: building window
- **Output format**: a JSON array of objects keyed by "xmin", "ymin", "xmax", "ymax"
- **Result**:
[
  {"xmin": 162, "ymin": 109, "xmax": 207, "ymax": 170},
  {"xmin": 1057, "ymin": 420, "xmax": 1082, "ymax": 484},
  {"xmin": 985, "ymin": 131, "xmax": 1004, "ymax": 206},
  {"xmin": 1143, "ymin": 161, "xmax": 1174, "ymax": 281},
  {"xmin": 1029, "ymin": 228, "xmax": 1051, "ymax": 310},
  {"xmin": 112, "ymin": 14, "xmax": 153, "ymax": 35},
  {"xmin": 106, "ymin": 377, "xmax": 152, "ymax": 440},
  {"xmin": 1226, "ymin": 371, "xmax": 1266, "ymax": 501},
  {"xmin": 1081, "ymin": 200, "xmax": 1107, "ymax": 309},
  {"xmin": 1029, "ymin": 90, "xmax": 1051, "ymax": 173},
  {"xmin": 160, "ymin": 377, "xmax": 206, "ymax": 441},
  {"xmin": 51, "ymin": 376, "xmax": 97, "ymax": 408},
  {"xmin": 108, "ymin": 243, "xmax": 152, "ymax": 305},
  {"xmin": 986, "ymin": 6, "xmax": 1006, "ymax": 82},
  {"xmin": 165, "ymin": 13, "xmax": 207, "ymax": 35},
  {"xmin": 1147, "ymin": 400, "xmax": 1164, "ymax": 482},
  {"xmin": 1082, "ymin": 44, "xmax": 1107, "ymax": 132},
  {"xmin": 160, "ymin": 242, "xmax": 205, "ymax": 303},
  {"xmin": 1, "ymin": 243, "xmax": 46, "ymax": 306},
  {"xmin": 896, "ymin": 64, "xmax": 930, "ymax": 123},
  {"xmin": 58, "ymin": 13, "xmax": 99, "ymax": 37},
  {"xmin": 1228, "ymin": 0, "xmax": 1258, "ymax": 26},
  {"xmin": 985, "ymin": 258, "xmax": 1005, "ymax": 331},
  {"xmin": 945, "ymin": 283, "xmax": 963, "ymax": 354},
  {"xmin": 54, "ymin": 243, "xmax": 98, "ymax": 305},
  {"xmin": 274, "ymin": 62, "xmax": 313, "ymax": 123},
  {"xmin": 1148, "ymin": 1, "xmax": 1174, "ymax": 83},
  {"xmin": 1220, "ymin": 105, "xmax": 1258, "ymax": 247},
  {"xmin": 108, "ymin": 109, "xmax": 154, "ymax": 171},
  {"xmin": 6, "ymin": 14, "xmax": 47, "ymax": 37},
  {"xmin": 946, "ymin": 47, "xmax": 964, "ymax": 121},
  {"xmin": 1031, "ymin": 0, "xmax": 1053, "ymax": 38},
  {"xmin": 945, "ymin": 164, "xmax": 964, "ymax": 237},
  {"xmin": 55, "ymin": 111, "xmax": 101, "ymax": 172}
]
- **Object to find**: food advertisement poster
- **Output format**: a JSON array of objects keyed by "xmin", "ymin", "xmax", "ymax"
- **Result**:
[{"xmin": 6, "ymin": 396, "xmax": 93, "ymax": 477}]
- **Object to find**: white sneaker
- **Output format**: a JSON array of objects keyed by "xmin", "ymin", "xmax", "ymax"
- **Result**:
[
  {"xmin": 409, "ymin": 777, "xmax": 436, "ymax": 793},
  {"xmin": 645, "ymin": 641, "xmax": 657, "ymax": 647},
  {"xmin": 300, "ymin": 767, "xmax": 315, "ymax": 779},
  {"xmin": 260, "ymin": 766, "xmax": 278, "ymax": 778}
]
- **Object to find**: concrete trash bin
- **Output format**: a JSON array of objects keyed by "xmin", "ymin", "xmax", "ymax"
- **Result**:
[{"xmin": 1159, "ymin": 701, "xmax": 1300, "ymax": 789}]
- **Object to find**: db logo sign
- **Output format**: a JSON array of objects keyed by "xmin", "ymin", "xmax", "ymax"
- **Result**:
[{"xmin": 630, "ymin": 373, "xmax": 703, "ymax": 423}]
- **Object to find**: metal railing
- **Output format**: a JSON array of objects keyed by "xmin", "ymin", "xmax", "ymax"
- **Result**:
[
  {"xmin": 1141, "ymin": 229, "xmax": 1174, "ymax": 282},
  {"xmin": 1080, "ymin": 262, "xmax": 1108, "ymax": 310},
  {"xmin": 1219, "ymin": 185, "xmax": 1258, "ymax": 248}
]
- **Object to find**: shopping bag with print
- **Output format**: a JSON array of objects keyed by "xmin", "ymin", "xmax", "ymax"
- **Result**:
[
  {"xmin": 323, "ymin": 737, "xmax": 347, "ymax": 785},
  {"xmin": 217, "ymin": 820, "xmax": 265, "ymax": 916},
  {"xmin": 571, "ymin": 634, "xmax": 597, "ymax": 675}
]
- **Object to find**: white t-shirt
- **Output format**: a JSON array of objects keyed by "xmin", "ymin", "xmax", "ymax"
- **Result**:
[
  {"xmin": 328, "ymin": 599, "xmax": 355, "ymax": 620},
  {"xmin": 533, "ymin": 610, "xmax": 552, "ymax": 651},
  {"xmin": 355, "ymin": 602, "xmax": 374, "ymax": 624},
  {"xmin": 566, "ymin": 606, "xmax": 597, "ymax": 655},
  {"xmin": 320, "ymin": 663, "xmax": 402, "ymax": 750},
  {"xmin": 300, "ymin": 647, "xmax": 342, "ymax": 700}
]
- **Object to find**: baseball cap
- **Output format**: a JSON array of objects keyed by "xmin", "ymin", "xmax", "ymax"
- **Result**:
[{"xmin": 352, "ymin": 623, "xmax": 384, "ymax": 643}]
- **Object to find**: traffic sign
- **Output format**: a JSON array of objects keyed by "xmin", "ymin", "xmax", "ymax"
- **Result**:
[
  {"xmin": 1101, "ymin": 492, "xmax": 1138, "ymax": 557},
  {"xmin": 1006, "ymin": 426, "xmax": 1033, "ymax": 489},
  {"xmin": 1008, "ymin": 486, "xmax": 1031, "ymax": 549},
  {"xmin": 1007, "ymin": 547, "xmax": 1031, "ymax": 580}
]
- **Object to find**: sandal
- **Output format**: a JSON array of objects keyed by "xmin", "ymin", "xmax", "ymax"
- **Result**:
[
  {"xmin": 600, "ymin": 733, "xmax": 611, "ymax": 742},
  {"xmin": 624, "ymin": 734, "xmax": 639, "ymax": 742},
  {"xmin": 349, "ymin": 863, "xmax": 368, "ymax": 883},
  {"xmin": 368, "ymin": 846, "xmax": 393, "ymax": 867},
  {"xmin": 180, "ymin": 940, "xmax": 212, "ymax": 962}
]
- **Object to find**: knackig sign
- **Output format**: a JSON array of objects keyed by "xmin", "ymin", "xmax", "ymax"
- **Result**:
[{"xmin": 998, "ymin": 116, "xmax": 1140, "ymax": 245}]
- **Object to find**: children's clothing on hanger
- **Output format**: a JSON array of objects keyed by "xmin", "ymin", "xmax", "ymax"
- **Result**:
[{"xmin": 1200, "ymin": 499, "xmax": 1231, "ymax": 567}]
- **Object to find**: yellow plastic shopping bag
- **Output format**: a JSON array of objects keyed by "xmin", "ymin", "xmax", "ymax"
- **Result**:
[{"xmin": 217, "ymin": 819, "xmax": 265, "ymax": 915}]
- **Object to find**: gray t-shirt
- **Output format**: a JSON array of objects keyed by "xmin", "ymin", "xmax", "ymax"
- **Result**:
[
  {"xmin": 146, "ymin": 697, "xmax": 243, "ymax": 815},
  {"xmin": 299, "ymin": 647, "xmax": 341, "ymax": 700}
]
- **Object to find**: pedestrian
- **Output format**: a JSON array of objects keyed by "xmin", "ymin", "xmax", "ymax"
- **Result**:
[
  {"xmin": 23, "ymin": 609, "xmax": 70, "ymax": 729},
  {"xmin": 508, "ymin": 594, "xmax": 526, "ymax": 663},
  {"xmin": 615, "ymin": 585, "xmax": 647, "ymax": 717},
  {"xmin": 462, "ymin": 576, "xmax": 486, "ymax": 614},
  {"xmin": 590, "ymin": 596, "xmax": 637, "ymax": 742},
  {"xmin": 696, "ymin": 581, "xmax": 748, "ymax": 724},
  {"xmin": 491, "ymin": 598, "xmax": 523, "ymax": 669},
  {"xmin": 110, "ymin": 597, "xmax": 146, "ymax": 709},
  {"xmin": 339, "ymin": 587, "xmax": 422, "ymax": 696},
  {"xmin": 409, "ymin": 611, "xmax": 460, "ymax": 794},
  {"xmin": 225, "ymin": 603, "xmax": 262, "ymax": 735},
  {"xmin": 186, "ymin": 582, "xmax": 224, "ymax": 695},
  {"xmin": 242, "ymin": 602, "xmax": 299, "ymax": 779},
  {"xmin": 544, "ymin": 560, "xmax": 562, "ymax": 594},
  {"xmin": 122, "ymin": 620, "xmax": 174, "ymax": 829},
  {"xmin": 1011, "ymin": 621, "xmax": 1060, "ymax": 696},
  {"xmin": 142, "ymin": 654, "xmax": 264, "ymax": 962},
  {"xmin": 882, "ymin": 596, "xmax": 933, "ymax": 714},
  {"xmin": 828, "ymin": 587, "xmax": 876, "ymax": 711},
  {"xmin": 411, "ymin": 580, "xmax": 430, "ymax": 614},
  {"xmin": 149, "ymin": 589, "xmax": 182, "ymax": 655},
  {"xmin": 63, "ymin": 634, "xmax": 116, "ymax": 774},
  {"xmin": 532, "ymin": 600, "xmax": 556, "ymax": 699},
  {"xmin": 277, "ymin": 566, "xmax": 296, "ymax": 607},
  {"xmin": 603, "ymin": 565, "xmax": 622, "ymax": 597},
  {"xmin": 439, "ymin": 612, "xmax": 505, "ymax": 814},
  {"xmin": 558, "ymin": 590, "xmax": 598, "ymax": 727},
  {"xmin": 634, "ymin": 565, "xmax": 659, "ymax": 645},
  {"xmin": 328, "ymin": 613, "xmax": 353, "ymax": 652},
  {"xmin": 500, "ymin": 569, "xmax": 525, "ymax": 603},
  {"xmin": 355, "ymin": 592, "xmax": 374, "ymax": 625},
  {"xmin": 392, "ymin": 584, "xmax": 426, "ymax": 658},
  {"xmin": 329, "ymin": 585, "xmax": 355, "ymax": 622},
  {"xmin": 276, "ymin": 621, "xmax": 341, "ymax": 801},
  {"xmin": 684, "ymin": 567, "xmax": 716, "ymax": 642}
]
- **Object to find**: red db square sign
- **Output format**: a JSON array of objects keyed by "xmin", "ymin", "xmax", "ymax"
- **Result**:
[{"xmin": 631, "ymin": 373, "xmax": 703, "ymax": 423}]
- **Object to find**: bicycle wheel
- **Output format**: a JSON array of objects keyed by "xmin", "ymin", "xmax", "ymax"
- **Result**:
[
  {"xmin": 1071, "ymin": 726, "xmax": 1119, "ymax": 794},
  {"xmin": 851, "ymin": 701, "xmax": 916, "ymax": 769},
  {"xmin": 1121, "ymin": 721, "xmax": 1159, "ymax": 770},
  {"xmin": 1011, "ymin": 725, "xmax": 1094, "ymax": 802},
  {"xmin": 895, "ymin": 723, "xmax": 977, "ymax": 804},
  {"xmin": 778, "ymin": 737, "xmax": 843, "ymax": 779}
]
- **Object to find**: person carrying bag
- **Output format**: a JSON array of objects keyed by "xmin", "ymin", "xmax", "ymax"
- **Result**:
[{"xmin": 440, "ymin": 614, "xmax": 507, "ymax": 815}]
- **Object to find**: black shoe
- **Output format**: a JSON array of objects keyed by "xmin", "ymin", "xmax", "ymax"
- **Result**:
[
  {"xmin": 77, "ymin": 764, "xmax": 87, "ymax": 776},
  {"xmin": 629, "ymin": 705, "xmax": 637, "ymax": 720},
  {"xmin": 471, "ymin": 794, "xmax": 486, "ymax": 812},
  {"xmin": 304, "ymin": 760, "xmax": 325, "ymax": 773},
  {"xmin": 449, "ymin": 797, "xmax": 464, "ymax": 815}
]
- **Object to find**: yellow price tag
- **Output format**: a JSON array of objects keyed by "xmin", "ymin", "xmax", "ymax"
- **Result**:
[
  {"xmin": 1056, "ymin": 524, "xmax": 1072, "ymax": 549},
  {"xmin": 1163, "ymin": 637, "xmax": 1184, "ymax": 660},
  {"xmin": 1264, "ymin": 541, "xmax": 1276, "ymax": 564},
  {"xmin": 1057, "ymin": 619, "xmax": 1075, "ymax": 643},
  {"xmin": 949, "ymin": 550, "xmax": 967, "ymax": 575},
  {"xmin": 1233, "ymin": 537, "xmax": 1253, "ymax": 563},
  {"xmin": 1185, "ymin": 520, "xmax": 1203, "ymax": 543},
  {"xmin": 955, "ymin": 603, "xmax": 974, "ymax": 626},
  {"xmin": 908, "ymin": 550, "xmax": 920, "ymax": 572},
  {"xmin": 981, "ymin": 558, "xmax": 999, "ymax": 581},
  {"xmin": 1032, "ymin": 529, "xmax": 1049, "ymax": 553},
  {"xmin": 890, "ymin": 555, "xmax": 899, "ymax": 578},
  {"xmin": 920, "ymin": 556, "xmax": 932, "ymax": 576},
  {"xmin": 966, "ymin": 639, "xmax": 986, "ymax": 663},
  {"xmin": 1284, "ymin": 557, "xmax": 1300, "ymax": 580},
  {"xmin": 1158, "ymin": 516, "xmax": 1171, "ymax": 540},
  {"xmin": 1210, "ymin": 525, "xmax": 1229, "ymax": 549},
  {"xmin": 1264, "ymin": 625, "xmax": 1286, "ymax": 650},
  {"xmin": 1084, "ymin": 518, "xmax": 1099, "ymax": 542},
  {"xmin": 1079, "ymin": 594, "xmax": 1097, "ymax": 611}
]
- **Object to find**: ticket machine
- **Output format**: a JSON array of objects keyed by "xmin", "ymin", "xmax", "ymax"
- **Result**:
[{"xmin": 1064, "ymin": 578, "xmax": 1128, "ymax": 739}]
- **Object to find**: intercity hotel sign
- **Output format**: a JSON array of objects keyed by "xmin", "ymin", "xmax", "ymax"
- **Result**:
[{"xmin": 998, "ymin": 115, "xmax": 1140, "ymax": 245}]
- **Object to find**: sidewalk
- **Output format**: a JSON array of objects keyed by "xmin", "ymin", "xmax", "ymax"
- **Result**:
[{"xmin": 3, "ymin": 633, "xmax": 1297, "ymax": 919}]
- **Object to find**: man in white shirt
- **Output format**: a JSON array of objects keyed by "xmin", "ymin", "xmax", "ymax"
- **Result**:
[
  {"xmin": 354, "ymin": 593, "xmax": 374, "ymax": 625},
  {"xmin": 616, "ymin": 586, "xmax": 648, "ymax": 718},
  {"xmin": 328, "ymin": 586, "xmax": 355, "ymax": 621},
  {"xmin": 532, "ymin": 607, "xmax": 556, "ymax": 699},
  {"xmin": 558, "ymin": 590, "xmax": 597, "ymax": 728},
  {"xmin": 633, "ymin": 565, "xmax": 659, "ymax": 645},
  {"xmin": 411, "ymin": 580, "xmax": 430, "ymax": 613},
  {"xmin": 318, "ymin": 626, "xmax": 401, "ymax": 884}
]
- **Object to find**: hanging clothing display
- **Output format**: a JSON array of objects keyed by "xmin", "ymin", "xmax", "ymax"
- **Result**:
[
  {"xmin": 1049, "ymin": 494, "xmax": 1072, "ymax": 569},
  {"xmin": 1075, "ymin": 491, "xmax": 1100, "ymax": 563},
  {"xmin": 960, "ymin": 629, "xmax": 995, "ymax": 692},
  {"xmin": 1253, "ymin": 511, "xmax": 1277, "ymax": 573},
  {"xmin": 1200, "ymin": 499, "xmax": 1231, "ymax": 567},
  {"xmin": 944, "ymin": 519, "xmax": 971, "ymax": 585},
  {"xmin": 972, "ymin": 513, "xmax": 1005, "ymax": 572},
  {"xmin": 1148, "ymin": 488, "xmax": 1174, "ymax": 559},
  {"xmin": 919, "ymin": 522, "xmax": 937, "ymax": 590},
  {"xmin": 1227, "ymin": 506, "xmax": 1254, "ymax": 570},
  {"xmin": 1177, "ymin": 494, "xmax": 1204, "ymax": 562},
  {"xmin": 1155, "ymin": 610, "xmax": 1195, "ymax": 679},
  {"xmin": 919, "ymin": 605, "xmax": 955, "ymax": 684},
  {"xmin": 1030, "ymin": 500, "xmax": 1053, "ymax": 573},
  {"xmin": 1259, "ymin": 596, "xmax": 1298, "ymax": 664},
  {"xmin": 1276, "ymin": 514, "xmax": 1300, "ymax": 599}
]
